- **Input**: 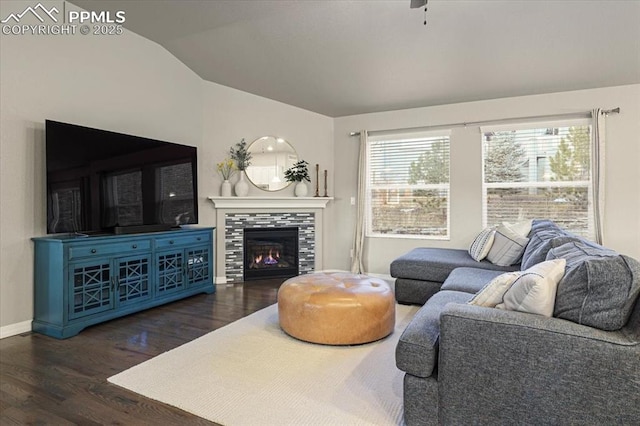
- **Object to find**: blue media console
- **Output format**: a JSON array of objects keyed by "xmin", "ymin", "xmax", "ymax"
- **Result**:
[{"xmin": 32, "ymin": 227, "xmax": 215, "ymax": 339}]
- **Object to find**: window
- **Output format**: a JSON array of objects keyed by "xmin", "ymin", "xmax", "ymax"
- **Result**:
[
  {"xmin": 482, "ymin": 119, "xmax": 593, "ymax": 238},
  {"xmin": 366, "ymin": 131, "xmax": 450, "ymax": 238}
]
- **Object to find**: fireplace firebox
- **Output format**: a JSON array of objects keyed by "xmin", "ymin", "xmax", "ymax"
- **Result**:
[{"xmin": 243, "ymin": 227, "xmax": 299, "ymax": 281}]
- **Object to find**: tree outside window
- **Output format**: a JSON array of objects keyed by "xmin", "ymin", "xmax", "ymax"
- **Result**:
[
  {"xmin": 482, "ymin": 122, "xmax": 593, "ymax": 238},
  {"xmin": 367, "ymin": 132, "xmax": 450, "ymax": 238}
]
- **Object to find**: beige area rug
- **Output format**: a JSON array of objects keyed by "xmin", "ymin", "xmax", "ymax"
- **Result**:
[{"xmin": 108, "ymin": 303, "xmax": 419, "ymax": 426}]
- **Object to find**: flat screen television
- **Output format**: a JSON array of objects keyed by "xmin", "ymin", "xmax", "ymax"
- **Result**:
[{"xmin": 46, "ymin": 120, "xmax": 198, "ymax": 235}]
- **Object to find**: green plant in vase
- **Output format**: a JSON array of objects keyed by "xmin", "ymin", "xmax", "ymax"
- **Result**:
[
  {"xmin": 285, "ymin": 160, "xmax": 310, "ymax": 196},
  {"xmin": 229, "ymin": 138, "xmax": 252, "ymax": 196},
  {"xmin": 230, "ymin": 138, "xmax": 252, "ymax": 171}
]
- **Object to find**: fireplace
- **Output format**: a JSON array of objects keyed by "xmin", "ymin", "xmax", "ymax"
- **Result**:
[
  {"xmin": 243, "ymin": 227, "xmax": 299, "ymax": 281},
  {"xmin": 222, "ymin": 213, "xmax": 316, "ymax": 283}
]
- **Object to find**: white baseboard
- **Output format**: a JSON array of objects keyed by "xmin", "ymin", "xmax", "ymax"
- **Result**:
[
  {"xmin": 215, "ymin": 276, "xmax": 228, "ymax": 285},
  {"xmin": 362, "ymin": 272, "xmax": 394, "ymax": 285},
  {"xmin": 0, "ymin": 320, "xmax": 32, "ymax": 339}
]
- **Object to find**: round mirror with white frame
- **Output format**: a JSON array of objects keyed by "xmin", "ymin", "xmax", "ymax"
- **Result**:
[{"xmin": 245, "ymin": 136, "xmax": 298, "ymax": 191}]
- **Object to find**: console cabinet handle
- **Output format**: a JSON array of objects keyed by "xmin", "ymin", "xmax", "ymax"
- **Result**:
[
  {"xmin": 132, "ymin": 244, "xmax": 137, "ymax": 249},
  {"xmin": 91, "ymin": 249, "xmax": 97, "ymax": 254}
]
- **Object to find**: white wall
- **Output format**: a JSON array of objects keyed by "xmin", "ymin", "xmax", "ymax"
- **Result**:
[
  {"xmin": 329, "ymin": 85, "xmax": 640, "ymax": 275},
  {"xmin": 0, "ymin": 0, "xmax": 204, "ymax": 334},
  {"xmin": 200, "ymin": 82, "xmax": 334, "ymax": 279},
  {"xmin": 0, "ymin": 0, "xmax": 334, "ymax": 335}
]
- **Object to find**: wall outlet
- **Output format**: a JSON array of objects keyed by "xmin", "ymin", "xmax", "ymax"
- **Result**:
[{"xmin": 350, "ymin": 196, "xmax": 356, "ymax": 205}]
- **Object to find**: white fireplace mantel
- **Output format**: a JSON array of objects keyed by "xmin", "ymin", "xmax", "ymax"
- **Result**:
[{"xmin": 207, "ymin": 196, "xmax": 333, "ymax": 209}]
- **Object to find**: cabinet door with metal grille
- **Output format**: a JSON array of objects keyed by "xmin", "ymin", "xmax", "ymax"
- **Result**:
[
  {"xmin": 186, "ymin": 246, "xmax": 211, "ymax": 287},
  {"xmin": 156, "ymin": 250, "xmax": 185, "ymax": 296},
  {"xmin": 115, "ymin": 254, "xmax": 152, "ymax": 308},
  {"xmin": 68, "ymin": 260, "xmax": 114, "ymax": 319}
]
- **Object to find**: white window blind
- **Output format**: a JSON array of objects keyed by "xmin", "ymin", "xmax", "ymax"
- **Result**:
[
  {"xmin": 481, "ymin": 119, "xmax": 594, "ymax": 238},
  {"xmin": 366, "ymin": 131, "xmax": 450, "ymax": 238}
]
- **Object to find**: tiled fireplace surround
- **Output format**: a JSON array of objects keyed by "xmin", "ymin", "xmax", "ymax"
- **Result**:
[
  {"xmin": 225, "ymin": 212, "xmax": 314, "ymax": 282},
  {"xmin": 209, "ymin": 197, "xmax": 331, "ymax": 283}
]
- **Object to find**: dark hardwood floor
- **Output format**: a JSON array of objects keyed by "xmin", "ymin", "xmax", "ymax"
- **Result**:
[{"xmin": 0, "ymin": 279, "xmax": 284, "ymax": 425}]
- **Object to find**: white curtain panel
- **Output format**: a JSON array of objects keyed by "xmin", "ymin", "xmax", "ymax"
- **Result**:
[
  {"xmin": 351, "ymin": 131, "xmax": 368, "ymax": 274},
  {"xmin": 591, "ymin": 108, "xmax": 605, "ymax": 244}
]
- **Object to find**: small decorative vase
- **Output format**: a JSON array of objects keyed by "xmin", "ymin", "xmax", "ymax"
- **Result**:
[
  {"xmin": 220, "ymin": 180, "xmax": 232, "ymax": 197},
  {"xmin": 235, "ymin": 172, "xmax": 249, "ymax": 197},
  {"xmin": 294, "ymin": 181, "xmax": 308, "ymax": 197}
]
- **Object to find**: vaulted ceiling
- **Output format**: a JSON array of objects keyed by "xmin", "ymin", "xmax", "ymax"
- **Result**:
[{"xmin": 70, "ymin": 0, "xmax": 640, "ymax": 117}]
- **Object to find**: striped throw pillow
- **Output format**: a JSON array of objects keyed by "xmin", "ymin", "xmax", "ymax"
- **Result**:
[{"xmin": 468, "ymin": 227, "xmax": 497, "ymax": 261}]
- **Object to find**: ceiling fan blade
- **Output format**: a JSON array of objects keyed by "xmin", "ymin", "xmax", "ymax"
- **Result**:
[{"xmin": 410, "ymin": 0, "xmax": 427, "ymax": 8}]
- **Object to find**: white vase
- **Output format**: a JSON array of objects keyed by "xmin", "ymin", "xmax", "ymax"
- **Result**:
[
  {"xmin": 294, "ymin": 181, "xmax": 308, "ymax": 197},
  {"xmin": 235, "ymin": 172, "xmax": 249, "ymax": 197},
  {"xmin": 220, "ymin": 180, "xmax": 232, "ymax": 197}
]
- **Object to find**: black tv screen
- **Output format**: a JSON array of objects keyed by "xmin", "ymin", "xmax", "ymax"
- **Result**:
[{"xmin": 46, "ymin": 120, "xmax": 198, "ymax": 235}]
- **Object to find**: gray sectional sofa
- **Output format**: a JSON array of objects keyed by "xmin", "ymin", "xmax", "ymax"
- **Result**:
[{"xmin": 390, "ymin": 220, "xmax": 640, "ymax": 425}]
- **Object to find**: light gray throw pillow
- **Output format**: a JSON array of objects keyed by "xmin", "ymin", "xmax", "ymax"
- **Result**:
[{"xmin": 487, "ymin": 222, "xmax": 530, "ymax": 266}]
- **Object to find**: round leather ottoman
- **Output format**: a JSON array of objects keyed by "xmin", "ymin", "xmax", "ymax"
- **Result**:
[{"xmin": 277, "ymin": 272, "xmax": 396, "ymax": 345}]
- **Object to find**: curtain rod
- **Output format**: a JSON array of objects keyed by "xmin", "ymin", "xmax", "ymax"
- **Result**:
[{"xmin": 349, "ymin": 107, "xmax": 620, "ymax": 137}]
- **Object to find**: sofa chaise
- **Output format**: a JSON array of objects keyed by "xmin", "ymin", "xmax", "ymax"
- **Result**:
[{"xmin": 390, "ymin": 220, "xmax": 640, "ymax": 425}]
